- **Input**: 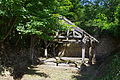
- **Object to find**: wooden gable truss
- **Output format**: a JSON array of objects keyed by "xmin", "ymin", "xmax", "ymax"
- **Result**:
[{"xmin": 44, "ymin": 16, "xmax": 99, "ymax": 66}]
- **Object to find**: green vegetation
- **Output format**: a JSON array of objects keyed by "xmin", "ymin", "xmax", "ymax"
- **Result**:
[
  {"xmin": 0, "ymin": 0, "xmax": 120, "ymax": 79},
  {"xmin": 95, "ymin": 53, "xmax": 120, "ymax": 80},
  {"xmin": 0, "ymin": 0, "xmax": 72, "ymax": 41},
  {"xmin": 0, "ymin": 0, "xmax": 120, "ymax": 42}
]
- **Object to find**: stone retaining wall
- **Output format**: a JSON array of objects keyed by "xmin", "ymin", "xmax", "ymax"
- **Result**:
[{"xmin": 59, "ymin": 36, "xmax": 120, "ymax": 58}]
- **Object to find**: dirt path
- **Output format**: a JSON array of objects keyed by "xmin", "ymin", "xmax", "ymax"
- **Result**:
[
  {"xmin": 22, "ymin": 65, "xmax": 79, "ymax": 80},
  {"xmin": 0, "ymin": 57, "xmax": 99, "ymax": 80},
  {"xmin": 22, "ymin": 64, "xmax": 98, "ymax": 80}
]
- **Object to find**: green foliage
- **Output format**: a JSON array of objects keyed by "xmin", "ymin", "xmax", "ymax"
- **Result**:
[
  {"xmin": 92, "ymin": 13, "xmax": 108, "ymax": 29},
  {"xmin": 53, "ymin": 0, "xmax": 73, "ymax": 15},
  {"xmin": 96, "ymin": 54, "xmax": 120, "ymax": 80},
  {"xmin": 71, "ymin": 0, "xmax": 120, "ymax": 37},
  {"xmin": 0, "ymin": 0, "xmax": 74, "ymax": 41},
  {"xmin": 90, "ymin": 4, "xmax": 120, "ymax": 37},
  {"xmin": 0, "ymin": 0, "xmax": 120, "ymax": 40},
  {"xmin": 114, "ymin": 5, "xmax": 120, "ymax": 24},
  {"xmin": 0, "ymin": 0, "xmax": 120, "ymax": 78}
]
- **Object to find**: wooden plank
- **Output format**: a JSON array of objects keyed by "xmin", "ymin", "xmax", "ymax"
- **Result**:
[
  {"xmin": 62, "ymin": 40, "xmax": 80, "ymax": 42},
  {"xmin": 67, "ymin": 30, "xmax": 69, "ymax": 40},
  {"xmin": 54, "ymin": 36, "xmax": 66, "ymax": 38},
  {"xmin": 73, "ymin": 30, "xmax": 82, "ymax": 37},
  {"xmin": 54, "ymin": 36, "xmax": 82, "ymax": 39},
  {"xmin": 54, "ymin": 40, "xmax": 82, "ymax": 43},
  {"xmin": 74, "ymin": 27, "xmax": 99, "ymax": 43}
]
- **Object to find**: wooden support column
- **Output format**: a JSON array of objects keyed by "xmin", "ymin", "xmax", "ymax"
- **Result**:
[
  {"xmin": 88, "ymin": 40, "xmax": 97, "ymax": 64},
  {"xmin": 80, "ymin": 41, "xmax": 87, "ymax": 71},
  {"xmin": 79, "ymin": 39, "xmax": 86, "ymax": 64},
  {"xmin": 44, "ymin": 41, "xmax": 48, "ymax": 57},
  {"xmin": 81, "ymin": 35, "xmax": 87, "ymax": 64},
  {"xmin": 44, "ymin": 48, "xmax": 48, "ymax": 57},
  {"xmin": 92, "ymin": 44, "xmax": 97, "ymax": 64},
  {"xmin": 88, "ymin": 46, "xmax": 93, "ymax": 64},
  {"xmin": 67, "ymin": 30, "xmax": 69, "ymax": 41},
  {"xmin": 81, "ymin": 43, "xmax": 86, "ymax": 63}
]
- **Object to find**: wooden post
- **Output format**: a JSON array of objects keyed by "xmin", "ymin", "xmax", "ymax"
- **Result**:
[
  {"xmin": 92, "ymin": 44, "xmax": 97, "ymax": 64},
  {"xmin": 81, "ymin": 43, "xmax": 85, "ymax": 63},
  {"xmin": 44, "ymin": 41, "xmax": 48, "ymax": 57},
  {"xmin": 81, "ymin": 36, "xmax": 87, "ymax": 64},
  {"xmin": 88, "ymin": 40, "xmax": 97, "ymax": 64},
  {"xmin": 44, "ymin": 48, "xmax": 48, "ymax": 57},
  {"xmin": 67, "ymin": 30, "xmax": 69, "ymax": 41},
  {"xmin": 88, "ymin": 46, "xmax": 93, "ymax": 64}
]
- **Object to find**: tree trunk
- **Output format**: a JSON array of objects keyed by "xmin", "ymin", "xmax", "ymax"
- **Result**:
[{"xmin": 30, "ymin": 35, "xmax": 35, "ymax": 64}]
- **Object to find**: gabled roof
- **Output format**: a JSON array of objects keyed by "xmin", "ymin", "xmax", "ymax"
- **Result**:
[{"xmin": 54, "ymin": 16, "xmax": 99, "ymax": 43}]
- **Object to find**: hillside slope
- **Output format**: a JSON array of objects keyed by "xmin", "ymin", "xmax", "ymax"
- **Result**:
[{"xmin": 94, "ymin": 52, "xmax": 120, "ymax": 80}]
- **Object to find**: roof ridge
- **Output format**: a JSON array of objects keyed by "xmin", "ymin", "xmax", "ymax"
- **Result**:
[{"xmin": 60, "ymin": 16, "xmax": 99, "ymax": 43}]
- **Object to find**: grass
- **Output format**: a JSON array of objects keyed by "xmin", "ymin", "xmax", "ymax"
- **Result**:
[{"xmin": 95, "ymin": 53, "xmax": 120, "ymax": 80}]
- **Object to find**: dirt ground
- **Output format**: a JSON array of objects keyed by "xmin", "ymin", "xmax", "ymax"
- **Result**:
[
  {"xmin": 0, "ymin": 65, "xmax": 80, "ymax": 80},
  {"xmin": 23, "ymin": 65, "xmax": 80, "ymax": 80},
  {"xmin": 0, "ymin": 57, "xmax": 98, "ymax": 80}
]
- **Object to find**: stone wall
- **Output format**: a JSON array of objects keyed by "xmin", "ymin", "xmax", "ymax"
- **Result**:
[
  {"xmin": 62, "ymin": 43, "xmax": 82, "ymax": 57},
  {"xmin": 59, "ymin": 36, "xmax": 120, "ymax": 58},
  {"xmin": 96, "ymin": 36, "xmax": 120, "ymax": 57},
  {"xmin": 58, "ymin": 43, "xmax": 89, "ymax": 57}
]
